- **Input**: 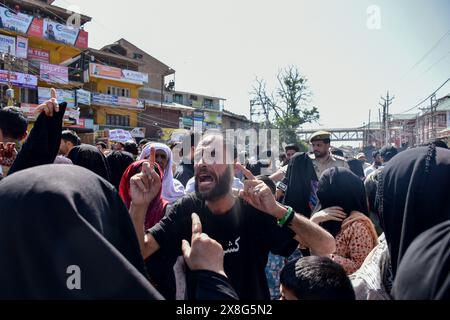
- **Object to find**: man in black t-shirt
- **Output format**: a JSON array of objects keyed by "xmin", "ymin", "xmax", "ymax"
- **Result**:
[{"xmin": 129, "ymin": 132, "xmax": 335, "ymax": 300}]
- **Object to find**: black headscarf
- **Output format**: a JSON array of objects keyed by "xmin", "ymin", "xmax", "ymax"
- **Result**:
[
  {"xmin": 347, "ymin": 159, "xmax": 365, "ymax": 180},
  {"xmin": 68, "ymin": 144, "xmax": 111, "ymax": 182},
  {"xmin": 392, "ymin": 221, "xmax": 450, "ymax": 300},
  {"xmin": 0, "ymin": 164, "xmax": 162, "ymax": 299},
  {"xmin": 377, "ymin": 145, "xmax": 450, "ymax": 277},
  {"xmin": 316, "ymin": 167, "xmax": 368, "ymax": 237},
  {"xmin": 106, "ymin": 150, "xmax": 134, "ymax": 190},
  {"xmin": 282, "ymin": 152, "xmax": 318, "ymax": 218}
]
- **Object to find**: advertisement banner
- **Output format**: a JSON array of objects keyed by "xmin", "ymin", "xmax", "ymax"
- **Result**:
[
  {"xmin": 38, "ymin": 87, "xmax": 75, "ymax": 107},
  {"xmin": 92, "ymin": 93, "xmax": 119, "ymax": 106},
  {"xmin": 192, "ymin": 100, "xmax": 202, "ymax": 108},
  {"xmin": 122, "ymin": 69, "xmax": 148, "ymax": 84},
  {"xmin": 40, "ymin": 62, "xmax": 68, "ymax": 84},
  {"xmin": 19, "ymin": 103, "xmax": 39, "ymax": 120},
  {"xmin": 68, "ymin": 118, "xmax": 94, "ymax": 129},
  {"xmin": 27, "ymin": 17, "xmax": 44, "ymax": 38},
  {"xmin": 0, "ymin": 7, "xmax": 34, "ymax": 34},
  {"xmin": 89, "ymin": 63, "xmax": 122, "ymax": 79},
  {"xmin": 15, "ymin": 36, "xmax": 28, "ymax": 58},
  {"xmin": 76, "ymin": 89, "xmax": 91, "ymax": 105},
  {"xmin": 92, "ymin": 93, "xmax": 143, "ymax": 109},
  {"xmin": 89, "ymin": 63, "xmax": 148, "ymax": 84},
  {"xmin": 75, "ymin": 29, "xmax": 88, "ymax": 49},
  {"xmin": 0, "ymin": 34, "xmax": 16, "ymax": 55},
  {"xmin": 118, "ymin": 96, "xmax": 144, "ymax": 109},
  {"xmin": 108, "ymin": 129, "xmax": 133, "ymax": 142},
  {"xmin": 43, "ymin": 19, "xmax": 79, "ymax": 46},
  {"xmin": 28, "ymin": 47, "xmax": 50, "ymax": 65},
  {"xmin": 63, "ymin": 107, "xmax": 80, "ymax": 121},
  {"xmin": 182, "ymin": 117, "xmax": 193, "ymax": 127},
  {"xmin": 0, "ymin": 70, "xmax": 37, "ymax": 88},
  {"xmin": 194, "ymin": 120, "xmax": 203, "ymax": 132},
  {"xmin": 204, "ymin": 111, "xmax": 222, "ymax": 125}
]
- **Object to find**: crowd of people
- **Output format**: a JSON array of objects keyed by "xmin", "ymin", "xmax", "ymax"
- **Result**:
[{"xmin": 0, "ymin": 90, "xmax": 448, "ymax": 300}]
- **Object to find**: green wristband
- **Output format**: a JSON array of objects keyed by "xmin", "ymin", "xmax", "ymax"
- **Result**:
[{"xmin": 277, "ymin": 206, "xmax": 294, "ymax": 227}]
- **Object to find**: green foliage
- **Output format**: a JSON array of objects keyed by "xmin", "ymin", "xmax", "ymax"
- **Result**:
[{"xmin": 251, "ymin": 66, "xmax": 319, "ymax": 145}]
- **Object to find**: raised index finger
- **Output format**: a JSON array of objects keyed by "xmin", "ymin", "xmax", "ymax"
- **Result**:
[
  {"xmin": 149, "ymin": 146, "xmax": 156, "ymax": 165},
  {"xmin": 235, "ymin": 162, "xmax": 255, "ymax": 180},
  {"xmin": 191, "ymin": 213, "xmax": 202, "ymax": 235},
  {"xmin": 50, "ymin": 88, "xmax": 57, "ymax": 100}
]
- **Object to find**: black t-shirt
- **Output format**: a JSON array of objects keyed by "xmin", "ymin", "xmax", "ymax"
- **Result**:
[{"xmin": 149, "ymin": 194, "xmax": 298, "ymax": 300}]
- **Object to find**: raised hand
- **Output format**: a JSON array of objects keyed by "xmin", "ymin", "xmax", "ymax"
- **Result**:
[
  {"xmin": 35, "ymin": 88, "xmax": 59, "ymax": 117},
  {"xmin": 310, "ymin": 206, "xmax": 347, "ymax": 224},
  {"xmin": 181, "ymin": 213, "xmax": 226, "ymax": 276},
  {"xmin": 129, "ymin": 147, "xmax": 161, "ymax": 208}
]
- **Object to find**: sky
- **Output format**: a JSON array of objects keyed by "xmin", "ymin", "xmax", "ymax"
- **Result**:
[{"xmin": 54, "ymin": 0, "xmax": 450, "ymax": 133}]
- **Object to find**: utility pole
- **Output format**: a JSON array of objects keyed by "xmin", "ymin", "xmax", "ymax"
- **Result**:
[
  {"xmin": 379, "ymin": 91, "xmax": 395, "ymax": 146},
  {"xmin": 4, "ymin": 46, "xmax": 15, "ymax": 107},
  {"xmin": 366, "ymin": 109, "xmax": 371, "ymax": 147},
  {"xmin": 430, "ymin": 94, "xmax": 437, "ymax": 141}
]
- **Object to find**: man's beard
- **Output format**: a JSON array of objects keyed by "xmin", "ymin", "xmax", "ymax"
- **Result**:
[
  {"xmin": 314, "ymin": 150, "xmax": 327, "ymax": 159},
  {"xmin": 195, "ymin": 166, "xmax": 233, "ymax": 201}
]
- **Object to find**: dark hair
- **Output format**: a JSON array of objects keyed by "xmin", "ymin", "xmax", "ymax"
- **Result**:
[
  {"xmin": 255, "ymin": 175, "xmax": 276, "ymax": 195},
  {"xmin": 138, "ymin": 139, "xmax": 149, "ymax": 147},
  {"xmin": 322, "ymin": 138, "xmax": 331, "ymax": 144},
  {"xmin": 285, "ymin": 144, "xmax": 300, "ymax": 152},
  {"xmin": 61, "ymin": 130, "xmax": 80, "ymax": 146},
  {"xmin": 372, "ymin": 150, "xmax": 380, "ymax": 159},
  {"xmin": 279, "ymin": 152, "xmax": 286, "ymax": 159},
  {"xmin": 96, "ymin": 142, "xmax": 107, "ymax": 149},
  {"xmin": 0, "ymin": 107, "xmax": 28, "ymax": 140},
  {"xmin": 432, "ymin": 139, "xmax": 448, "ymax": 149},
  {"xmin": 380, "ymin": 145, "xmax": 398, "ymax": 162},
  {"xmin": 280, "ymin": 256, "xmax": 355, "ymax": 300},
  {"xmin": 124, "ymin": 140, "xmax": 138, "ymax": 156},
  {"xmin": 331, "ymin": 148, "xmax": 344, "ymax": 157}
]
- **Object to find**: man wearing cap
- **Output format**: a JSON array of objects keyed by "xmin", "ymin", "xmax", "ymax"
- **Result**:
[
  {"xmin": 308, "ymin": 131, "xmax": 348, "ymax": 179},
  {"xmin": 356, "ymin": 152, "xmax": 371, "ymax": 171},
  {"xmin": 274, "ymin": 131, "xmax": 348, "ymax": 201}
]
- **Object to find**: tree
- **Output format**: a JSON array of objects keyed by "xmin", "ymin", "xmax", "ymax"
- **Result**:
[{"xmin": 250, "ymin": 66, "xmax": 319, "ymax": 146}]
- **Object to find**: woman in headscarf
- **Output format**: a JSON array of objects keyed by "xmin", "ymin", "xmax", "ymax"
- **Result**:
[
  {"xmin": 351, "ymin": 145, "xmax": 450, "ymax": 299},
  {"xmin": 282, "ymin": 152, "xmax": 319, "ymax": 218},
  {"xmin": 139, "ymin": 142, "xmax": 185, "ymax": 203},
  {"xmin": 0, "ymin": 164, "xmax": 161, "ymax": 299},
  {"xmin": 119, "ymin": 160, "xmax": 167, "ymax": 230},
  {"xmin": 310, "ymin": 167, "xmax": 378, "ymax": 274},
  {"xmin": 68, "ymin": 144, "xmax": 111, "ymax": 182},
  {"xmin": 392, "ymin": 221, "xmax": 450, "ymax": 300},
  {"xmin": 106, "ymin": 150, "xmax": 134, "ymax": 190},
  {"xmin": 347, "ymin": 159, "xmax": 365, "ymax": 180},
  {"xmin": 377, "ymin": 144, "xmax": 450, "ymax": 277}
]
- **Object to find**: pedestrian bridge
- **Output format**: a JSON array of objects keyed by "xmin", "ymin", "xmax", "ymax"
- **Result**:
[{"xmin": 296, "ymin": 127, "xmax": 366, "ymax": 142}]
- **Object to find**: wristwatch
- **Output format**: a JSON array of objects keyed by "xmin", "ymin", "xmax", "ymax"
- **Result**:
[{"xmin": 276, "ymin": 181, "xmax": 287, "ymax": 192}]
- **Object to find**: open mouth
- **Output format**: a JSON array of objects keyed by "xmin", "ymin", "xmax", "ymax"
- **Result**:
[{"xmin": 198, "ymin": 172, "xmax": 216, "ymax": 188}]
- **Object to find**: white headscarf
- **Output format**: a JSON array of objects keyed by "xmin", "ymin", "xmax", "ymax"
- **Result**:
[{"xmin": 139, "ymin": 142, "xmax": 185, "ymax": 203}]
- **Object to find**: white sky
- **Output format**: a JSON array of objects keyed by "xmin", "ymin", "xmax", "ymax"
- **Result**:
[{"xmin": 54, "ymin": 0, "xmax": 450, "ymax": 135}]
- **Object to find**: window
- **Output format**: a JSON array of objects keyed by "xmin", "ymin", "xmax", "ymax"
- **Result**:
[
  {"xmin": 107, "ymin": 86, "xmax": 130, "ymax": 97},
  {"xmin": 133, "ymin": 53, "xmax": 143, "ymax": 60},
  {"xmin": 106, "ymin": 114, "xmax": 130, "ymax": 127},
  {"xmin": 204, "ymin": 98, "xmax": 213, "ymax": 108},
  {"xmin": 189, "ymin": 95, "xmax": 198, "ymax": 101},
  {"xmin": 173, "ymin": 94, "xmax": 183, "ymax": 104},
  {"xmin": 19, "ymin": 88, "xmax": 38, "ymax": 104}
]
